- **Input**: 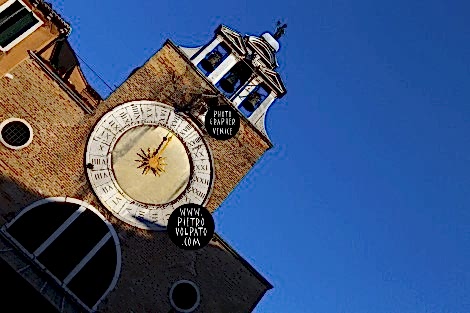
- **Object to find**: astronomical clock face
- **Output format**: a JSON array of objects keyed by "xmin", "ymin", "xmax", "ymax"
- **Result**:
[{"xmin": 85, "ymin": 101, "xmax": 213, "ymax": 230}]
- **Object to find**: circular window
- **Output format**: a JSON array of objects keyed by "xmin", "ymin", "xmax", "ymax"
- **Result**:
[
  {"xmin": 169, "ymin": 280, "xmax": 201, "ymax": 313},
  {"xmin": 0, "ymin": 118, "xmax": 33, "ymax": 150}
]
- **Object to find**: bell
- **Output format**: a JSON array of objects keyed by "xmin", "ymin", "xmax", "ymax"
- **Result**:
[
  {"xmin": 219, "ymin": 72, "xmax": 239, "ymax": 93},
  {"xmin": 200, "ymin": 51, "xmax": 222, "ymax": 73},
  {"xmin": 241, "ymin": 91, "xmax": 261, "ymax": 112}
]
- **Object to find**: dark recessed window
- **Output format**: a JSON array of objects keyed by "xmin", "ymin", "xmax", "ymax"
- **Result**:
[
  {"xmin": 1, "ymin": 198, "xmax": 122, "ymax": 312},
  {"xmin": 169, "ymin": 280, "xmax": 201, "ymax": 313},
  {"xmin": 0, "ymin": 0, "xmax": 42, "ymax": 51},
  {"xmin": 216, "ymin": 61, "xmax": 252, "ymax": 99},
  {"xmin": 0, "ymin": 258, "xmax": 59, "ymax": 312},
  {"xmin": 0, "ymin": 118, "xmax": 33, "ymax": 149},
  {"xmin": 238, "ymin": 83, "xmax": 270, "ymax": 117},
  {"xmin": 197, "ymin": 42, "xmax": 230, "ymax": 76}
]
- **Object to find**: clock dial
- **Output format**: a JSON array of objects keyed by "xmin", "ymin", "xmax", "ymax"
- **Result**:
[
  {"xmin": 112, "ymin": 125, "xmax": 190, "ymax": 204},
  {"xmin": 85, "ymin": 101, "xmax": 213, "ymax": 230}
]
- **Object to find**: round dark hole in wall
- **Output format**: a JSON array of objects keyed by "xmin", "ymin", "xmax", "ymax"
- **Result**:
[
  {"xmin": 1, "ymin": 120, "xmax": 31, "ymax": 147},
  {"xmin": 170, "ymin": 280, "xmax": 200, "ymax": 312}
]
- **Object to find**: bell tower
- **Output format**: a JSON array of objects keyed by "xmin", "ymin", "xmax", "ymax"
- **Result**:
[{"xmin": 179, "ymin": 23, "xmax": 287, "ymax": 139}]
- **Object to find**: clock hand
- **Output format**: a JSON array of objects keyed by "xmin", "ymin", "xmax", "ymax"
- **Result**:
[
  {"xmin": 135, "ymin": 132, "xmax": 174, "ymax": 177},
  {"xmin": 151, "ymin": 133, "xmax": 169, "ymax": 157},
  {"xmin": 153, "ymin": 132, "xmax": 173, "ymax": 158}
]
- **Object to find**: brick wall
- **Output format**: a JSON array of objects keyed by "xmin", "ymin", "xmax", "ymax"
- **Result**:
[
  {"xmin": 0, "ymin": 42, "xmax": 271, "ymax": 312},
  {"xmin": 0, "ymin": 59, "xmax": 91, "ymax": 211}
]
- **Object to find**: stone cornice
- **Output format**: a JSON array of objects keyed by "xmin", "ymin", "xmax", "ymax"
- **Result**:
[{"xmin": 29, "ymin": 0, "xmax": 72, "ymax": 35}]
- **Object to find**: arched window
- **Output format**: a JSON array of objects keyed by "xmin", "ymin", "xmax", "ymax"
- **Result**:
[
  {"xmin": 216, "ymin": 61, "xmax": 252, "ymax": 99},
  {"xmin": 197, "ymin": 42, "xmax": 230, "ymax": 76},
  {"xmin": 1, "ymin": 197, "xmax": 121, "ymax": 312},
  {"xmin": 238, "ymin": 83, "xmax": 270, "ymax": 117}
]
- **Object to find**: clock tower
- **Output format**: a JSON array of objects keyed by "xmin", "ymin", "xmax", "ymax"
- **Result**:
[{"xmin": 0, "ymin": 1, "xmax": 287, "ymax": 312}]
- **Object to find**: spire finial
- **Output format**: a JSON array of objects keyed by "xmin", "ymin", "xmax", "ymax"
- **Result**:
[{"xmin": 273, "ymin": 20, "xmax": 287, "ymax": 40}]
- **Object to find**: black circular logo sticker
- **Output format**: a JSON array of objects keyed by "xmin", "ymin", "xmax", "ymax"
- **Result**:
[
  {"xmin": 204, "ymin": 105, "xmax": 240, "ymax": 140},
  {"xmin": 167, "ymin": 204, "xmax": 215, "ymax": 250}
]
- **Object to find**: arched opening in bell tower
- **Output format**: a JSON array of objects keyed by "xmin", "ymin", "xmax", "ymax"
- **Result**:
[
  {"xmin": 216, "ymin": 61, "xmax": 252, "ymax": 99},
  {"xmin": 238, "ymin": 83, "xmax": 270, "ymax": 118},
  {"xmin": 197, "ymin": 42, "xmax": 231, "ymax": 76}
]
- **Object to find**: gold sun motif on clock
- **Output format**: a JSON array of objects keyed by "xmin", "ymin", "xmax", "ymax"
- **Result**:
[{"xmin": 135, "ymin": 133, "xmax": 173, "ymax": 176}]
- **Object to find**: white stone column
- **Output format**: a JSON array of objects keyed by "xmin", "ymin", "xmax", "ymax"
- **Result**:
[
  {"xmin": 232, "ymin": 77, "xmax": 261, "ymax": 107},
  {"xmin": 249, "ymin": 91, "xmax": 276, "ymax": 123},
  {"xmin": 207, "ymin": 54, "xmax": 238, "ymax": 84},
  {"xmin": 191, "ymin": 36, "xmax": 222, "ymax": 65}
]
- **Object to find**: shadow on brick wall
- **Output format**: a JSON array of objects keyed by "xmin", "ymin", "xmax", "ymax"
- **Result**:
[
  {"xmin": 0, "ymin": 174, "xmax": 43, "ymax": 224},
  {"xmin": 99, "ymin": 220, "xmax": 270, "ymax": 312},
  {"xmin": 0, "ymin": 174, "xmax": 269, "ymax": 313},
  {"xmin": 0, "ymin": 174, "xmax": 59, "ymax": 312}
]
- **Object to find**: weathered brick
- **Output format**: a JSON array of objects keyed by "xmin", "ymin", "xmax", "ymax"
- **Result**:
[{"xmin": 0, "ymin": 39, "xmax": 271, "ymax": 312}]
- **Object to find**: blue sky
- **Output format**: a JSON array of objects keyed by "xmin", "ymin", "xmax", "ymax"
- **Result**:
[{"xmin": 50, "ymin": 0, "xmax": 470, "ymax": 312}]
